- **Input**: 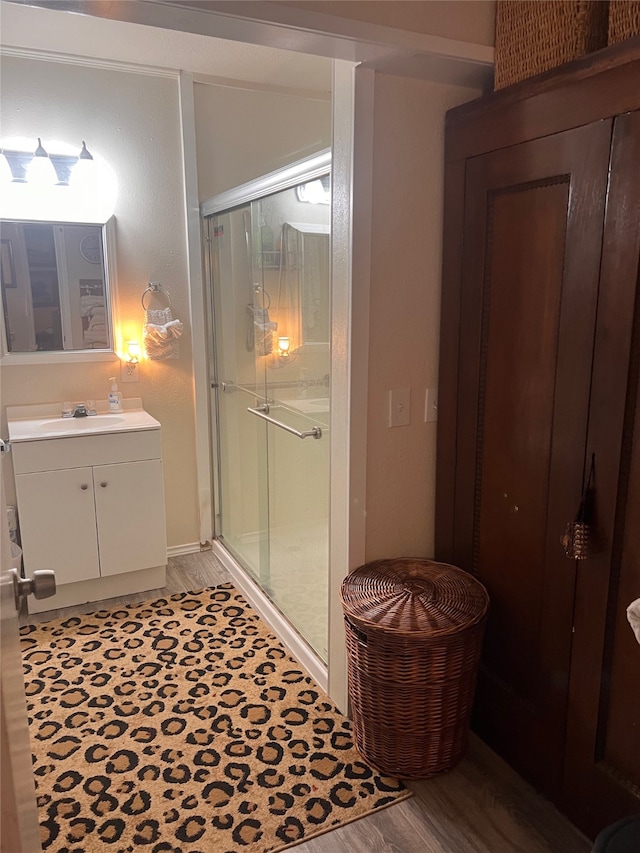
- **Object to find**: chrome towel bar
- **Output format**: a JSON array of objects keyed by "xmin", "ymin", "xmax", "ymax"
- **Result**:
[{"xmin": 247, "ymin": 405, "xmax": 322, "ymax": 440}]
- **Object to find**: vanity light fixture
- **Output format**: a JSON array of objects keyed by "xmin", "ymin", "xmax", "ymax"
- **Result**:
[
  {"xmin": 1, "ymin": 139, "xmax": 95, "ymax": 186},
  {"xmin": 0, "ymin": 137, "xmax": 117, "ymax": 222},
  {"xmin": 78, "ymin": 141, "xmax": 94, "ymax": 162},
  {"xmin": 25, "ymin": 138, "xmax": 57, "ymax": 186},
  {"xmin": 296, "ymin": 176, "xmax": 330, "ymax": 205},
  {"xmin": 69, "ymin": 141, "xmax": 95, "ymax": 187}
]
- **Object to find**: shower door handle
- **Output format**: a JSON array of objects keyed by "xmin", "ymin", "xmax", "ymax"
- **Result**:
[{"xmin": 247, "ymin": 406, "xmax": 322, "ymax": 440}]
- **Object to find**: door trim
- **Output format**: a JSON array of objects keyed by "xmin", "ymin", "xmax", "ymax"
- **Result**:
[
  {"xmin": 1, "ymin": 462, "xmax": 41, "ymax": 851},
  {"xmin": 179, "ymin": 70, "xmax": 212, "ymax": 547},
  {"xmin": 200, "ymin": 61, "xmax": 365, "ymax": 712}
]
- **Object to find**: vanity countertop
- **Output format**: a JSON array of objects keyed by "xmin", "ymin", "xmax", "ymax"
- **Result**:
[{"xmin": 7, "ymin": 398, "xmax": 160, "ymax": 443}]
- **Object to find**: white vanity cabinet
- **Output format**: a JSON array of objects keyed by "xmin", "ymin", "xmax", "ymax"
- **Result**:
[
  {"xmin": 91, "ymin": 459, "xmax": 166, "ymax": 577},
  {"xmin": 15, "ymin": 466, "xmax": 102, "ymax": 586},
  {"xmin": 9, "ymin": 404, "xmax": 167, "ymax": 614}
]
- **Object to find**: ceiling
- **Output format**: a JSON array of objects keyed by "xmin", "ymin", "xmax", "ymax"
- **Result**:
[{"xmin": 0, "ymin": 0, "xmax": 333, "ymax": 93}]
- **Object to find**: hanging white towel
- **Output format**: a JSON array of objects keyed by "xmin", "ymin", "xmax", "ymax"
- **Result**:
[
  {"xmin": 80, "ymin": 295, "xmax": 105, "ymax": 316},
  {"xmin": 627, "ymin": 598, "xmax": 640, "ymax": 645},
  {"xmin": 144, "ymin": 318, "xmax": 183, "ymax": 341},
  {"xmin": 143, "ymin": 306, "xmax": 183, "ymax": 359}
]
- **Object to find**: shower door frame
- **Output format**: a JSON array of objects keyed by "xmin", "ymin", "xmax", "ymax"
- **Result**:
[
  {"xmin": 203, "ymin": 148, "xmax": 337, "ymax": 694},
  {"xmin": 197, "ymin": 62, "xmax": 369, "ymax": 713},
  {"xmin": 201, "ymin": 151, "xmax": 332, "ymax": 225}
]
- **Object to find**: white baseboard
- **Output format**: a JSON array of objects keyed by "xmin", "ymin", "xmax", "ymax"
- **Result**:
[{"xmin": 167, "ymin": 542, "xmax": 206, "ymax": 557}]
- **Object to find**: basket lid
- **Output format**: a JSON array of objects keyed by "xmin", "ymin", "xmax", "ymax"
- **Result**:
[{"xmin": 340, "ymin": 558, "xmax": 489, "ymax": 636}]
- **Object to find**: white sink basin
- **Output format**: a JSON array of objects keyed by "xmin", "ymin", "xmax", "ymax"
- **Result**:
[
  {"xmin": 7, "ymin": 401, "xmax": 160, "ymax": 442},
  {"xmin": 39, "ymin": 416, "xmax": 127, "ymax": 432}
]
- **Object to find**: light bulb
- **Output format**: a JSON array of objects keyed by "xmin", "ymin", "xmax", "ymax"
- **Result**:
[
  {"xmin": 278, "ymin": 336, "xmax": 291, "ymax": 356},
  {"xmin": 296, "ymin": 179, "xmax": 330, "ymax": 205},
  {"xmin": 25, "ymin": 138, "xmax": 57, "ymax": 186},
  {"xmin": 126, "ymin": 340, "xmax": 141, "ymax": 363}
]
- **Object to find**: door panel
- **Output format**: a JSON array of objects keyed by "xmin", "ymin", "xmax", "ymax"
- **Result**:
[
  {"xmin": 211, "ymin": 206, "xmax": 270, "ymax": 587},
  {"xmin": 94, "ymin": 460, "xmax": 167, "ymax": 576},
  {"xmin": 478, "ymin": 181, "xmax": 568, "ymax": 704},
  {"xmin": 256, "ymin": 192, "xmax": 331, "ymax": 663},
  {"xmin": 1, "ymin": 458, "xmax": 41, "ymax": 852},
  {"xmin": 209, "ymin": 180, "xmax": 331, "ymax": 661},
  {"xmin": 455, "ymin": 121, "xmax": 613, "ymax": 796},
  {"xmin": 563, "ymin": 110, "xmax": 640, "ymax": 835},
  {"xmin": 16, "ymin": 467, "xmax": 100, "ymax": 586}
]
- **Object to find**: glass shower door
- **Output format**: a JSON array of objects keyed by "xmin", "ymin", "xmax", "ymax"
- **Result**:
[
  {"xmin": 256, "ymin": 189, "xmax": 330, "ymax": 661},
  {"xmin": 210, "ymin": 205, "xmax": 271, "ymax": 589},
  {"xmin": 209, "ymin": 173, "xmax": 331, "ymax": 662}
]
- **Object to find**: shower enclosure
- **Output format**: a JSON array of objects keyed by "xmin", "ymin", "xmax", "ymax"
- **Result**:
[{"xmin": 204, "ymin": 152, "xmax": 331, "ymax": 662}]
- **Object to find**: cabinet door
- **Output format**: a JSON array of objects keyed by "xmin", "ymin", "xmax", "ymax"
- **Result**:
[
  {"xmin": 93, "ymin": 459, "xmax": 167, "ymax": 577},
  {"xmin": 454, "ymin": 121, "xmax": 613, "ymax": 798},
  {"xmin": 15, "ymin": 467, "xmax": 100, "ymax": 585},
  {"xmin": 563, "ymin": 111, "xmax": 640, "ymax": 835}
]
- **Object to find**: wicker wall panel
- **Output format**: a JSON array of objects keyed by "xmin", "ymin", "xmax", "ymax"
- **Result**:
[
  {"xmin": 608, "ymin": 0, "xmax": 640, "ymax": 44},
  {"xmin": 494, "ymin": 1, "xmax": 609, "ymax": 90}
]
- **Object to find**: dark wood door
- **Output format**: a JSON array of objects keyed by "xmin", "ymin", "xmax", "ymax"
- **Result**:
[
  {"xmin": 453, "ymin": 120, "xmax": 613, "ymax": 799},
  {"xmin": 563, "ymin": 111, "xmax": 640, "ymax": 836}
]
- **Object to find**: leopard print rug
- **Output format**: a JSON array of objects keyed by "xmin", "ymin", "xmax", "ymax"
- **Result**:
[{"xmin": 20, "ymin": 584, "xmax": 411, "ymax": 852}]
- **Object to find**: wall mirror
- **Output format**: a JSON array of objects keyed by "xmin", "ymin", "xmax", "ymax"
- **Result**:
[{"xmin": 0, "ymin": 218, "xmax": 114, "ymax": 357}]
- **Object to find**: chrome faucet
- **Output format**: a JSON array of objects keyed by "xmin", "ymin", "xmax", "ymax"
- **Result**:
[{"xmin": 73, "ymin": 404, "xmax": 88, "ymax": 418}]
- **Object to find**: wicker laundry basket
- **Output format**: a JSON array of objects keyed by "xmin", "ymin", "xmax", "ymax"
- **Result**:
[
  {"xmin": 494, "ymin": 0, "xmax": 609, "ymax": 89},
  {"xmin": 608, "ymin": 1, "xmax": 640, "ymax": 44},
  {"xmin": 341, "ymin": 558, "xmax": 489, "ymax": 779}
]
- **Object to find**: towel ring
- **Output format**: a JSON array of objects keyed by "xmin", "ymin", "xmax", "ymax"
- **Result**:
[
  {"xmin": 142, "ymin": 282, "xmax": 172, "ymax": 310},
  {"xmin": 252, "ymin": 285, "xmax": 271, "ymax": 310}
]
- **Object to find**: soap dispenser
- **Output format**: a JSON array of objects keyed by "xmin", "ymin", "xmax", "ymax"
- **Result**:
[{"xmin": 108, "ymin": 377, "xmax": 123, "ymax": 413}]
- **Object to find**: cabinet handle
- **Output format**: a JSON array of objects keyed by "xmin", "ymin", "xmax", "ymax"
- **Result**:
[
  {"xmin": 100, "ymin": 482, "xmax": 108, "ymax": 488},
  {"xmin": 80, "ymin": 484, "xmax": 89, "ymax": 490}
]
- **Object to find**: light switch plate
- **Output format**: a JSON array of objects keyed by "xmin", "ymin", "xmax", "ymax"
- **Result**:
[{"xmin": 424, "ymin": 388, "xmax": 438, "ymax": 422}]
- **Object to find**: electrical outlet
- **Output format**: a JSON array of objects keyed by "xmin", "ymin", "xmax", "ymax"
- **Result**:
[
  {"xmin": 120, "ymin": 361, "xmax": 139, "ymax": 383},
  {"xmin": 389, "ymin": 388, "xmax": 411, "ymax": 427},
  {"xmin": 424, "ymin": 387, "xmax": 438, "ymax": 423}
]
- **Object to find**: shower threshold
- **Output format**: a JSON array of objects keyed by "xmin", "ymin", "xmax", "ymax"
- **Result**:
[{"xmin": 211, "ymin": 538, "xmax": 328, "ymax": 693}]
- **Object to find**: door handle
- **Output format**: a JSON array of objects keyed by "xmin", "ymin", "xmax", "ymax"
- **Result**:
[
  {"xmin": 561, "ymin": 453, "xmax": 595, "ymax": 560},
  {"xmin": 247, "ymin": 406, "xmax": 322, "ymax": 440},
  {"xmin": 11, "ymin": 568, "xmax": 56, "ymax": 611}
]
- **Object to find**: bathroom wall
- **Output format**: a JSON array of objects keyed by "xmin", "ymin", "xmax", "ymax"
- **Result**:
[
  {"xmin": 362, "ymin": 71, "xmax": 482, "ymax": 561},
  {"xmin": 0, "ymin": 54, "xmax": 200, "ymax": 549},
  {"xmin": 194, "ymin": 83, "xmax": 331, "ymax": 199},
  {"xmin": 0, "ymin": 51, "xmax": 333, "ymax": 551}
]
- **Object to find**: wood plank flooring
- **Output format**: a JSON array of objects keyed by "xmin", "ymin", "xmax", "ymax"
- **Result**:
[
  {"xmin": 21, "ymin": 551, "xmax": 591, "ymax": 853},
  {"xmin": 19, "ymin": 551, "xmax": 231, "ymax": 626}
]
